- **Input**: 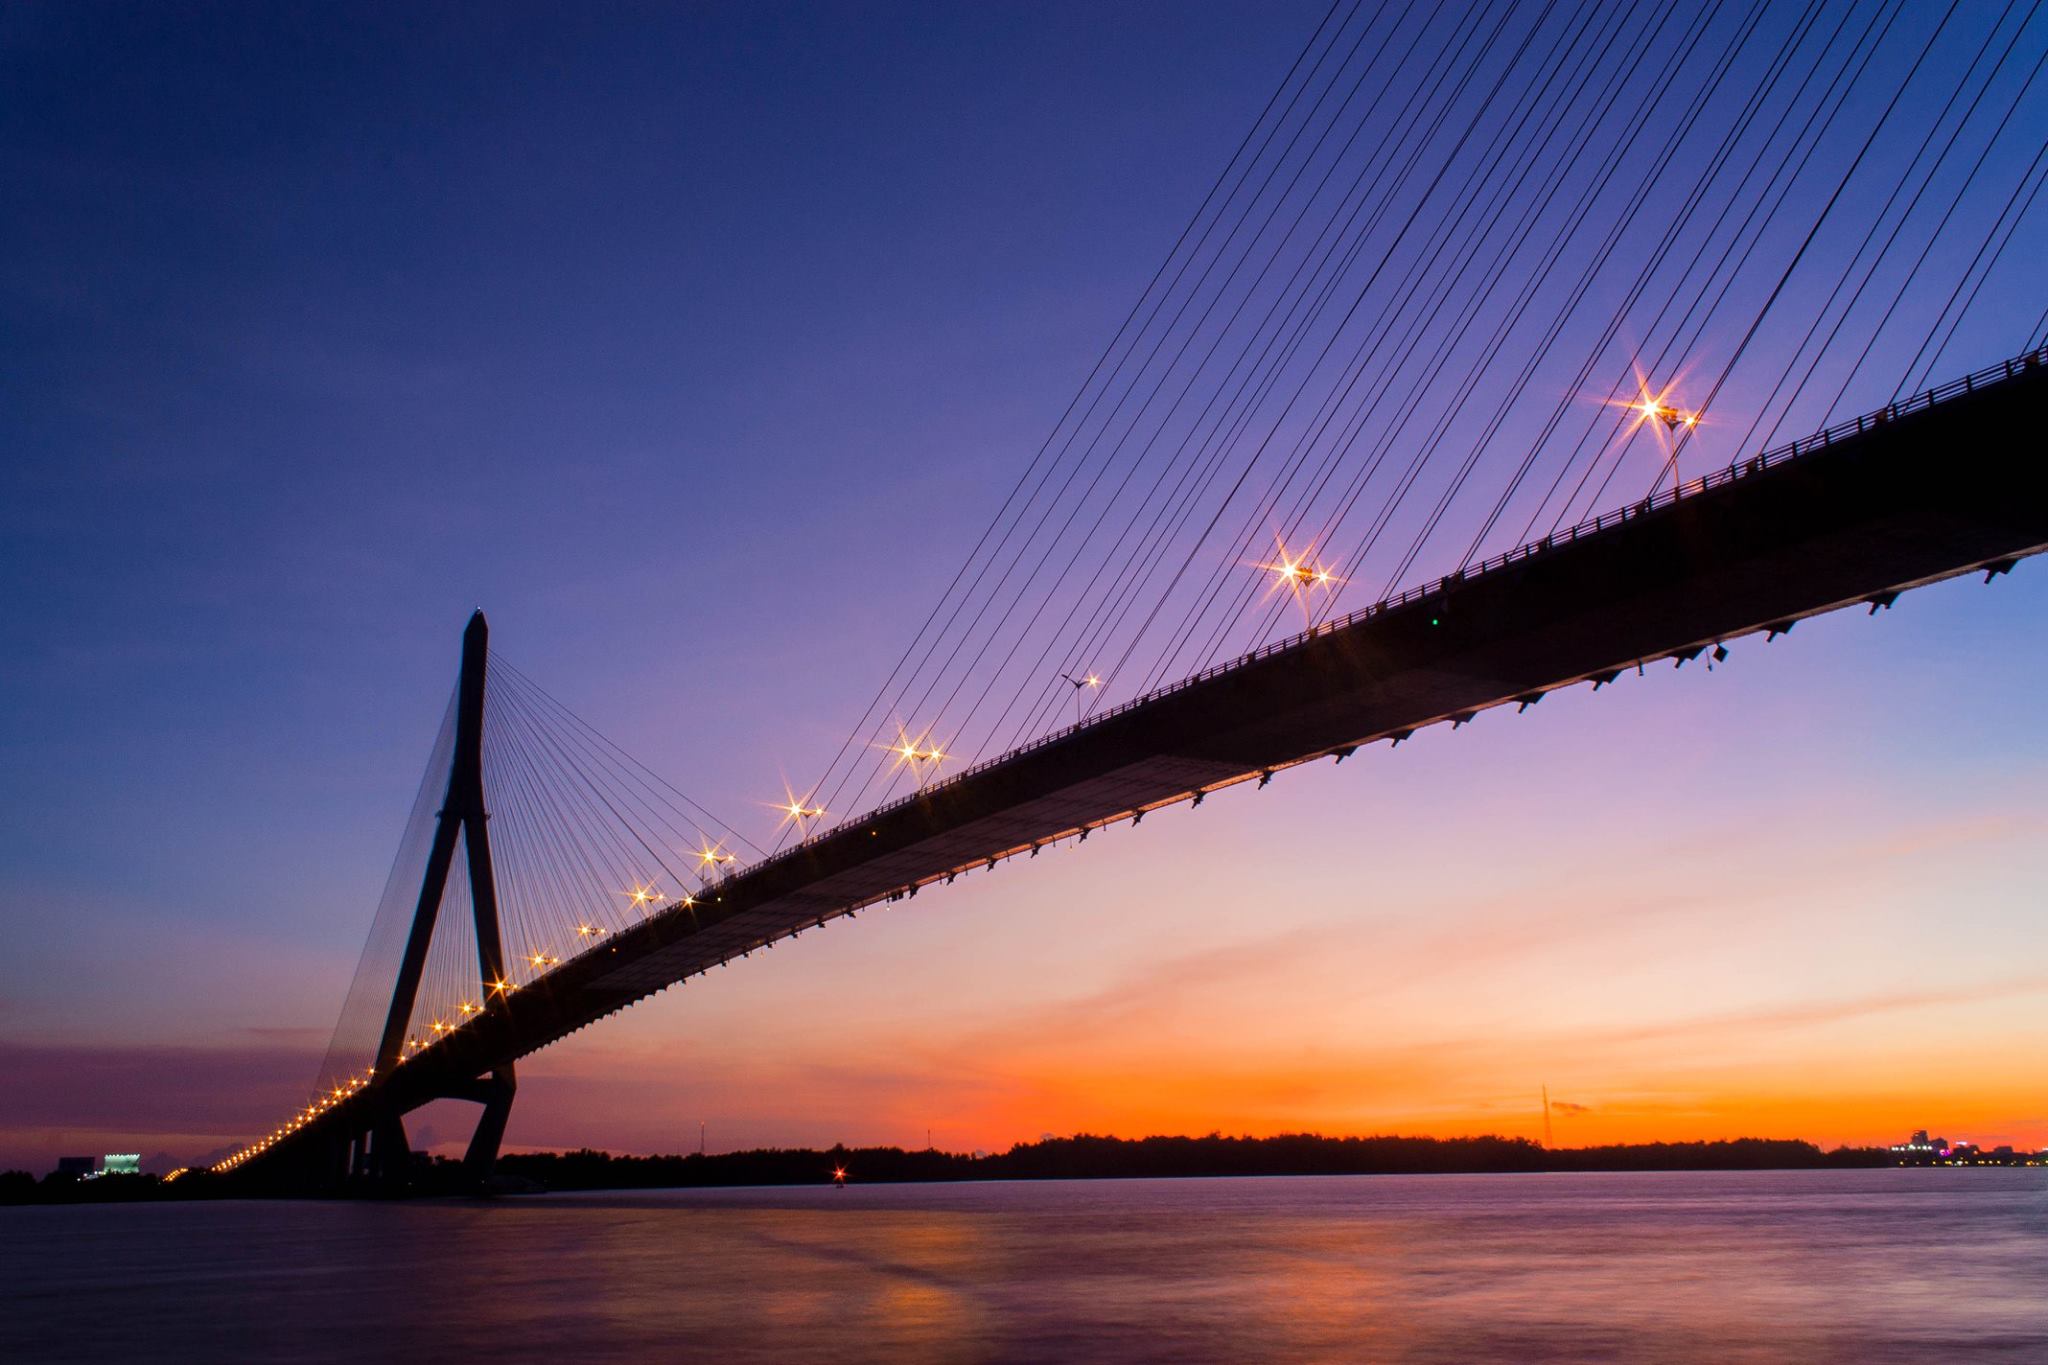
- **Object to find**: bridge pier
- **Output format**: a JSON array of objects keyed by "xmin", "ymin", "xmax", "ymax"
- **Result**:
[
  {"xmin": 335, "ymin": 1064, "xmax": 517, "ymax": 1196},
  {"xmin": 366, "ymin": 1114, "xmax": 412, "ymax": 1192},
  {"xmin": 460, "ymin": 1065, "xmax": 517, "ymax": 1184}
]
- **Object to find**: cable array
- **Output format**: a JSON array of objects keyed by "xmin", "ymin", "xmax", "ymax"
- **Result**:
[
  {"xmin": 312, "ymin": 690, "xmax": 455, "ymax": 1098},
  {"xmin": 779, "ymin": 0, "xmax": 2048, "ymax": 839},
  {"xmin": 310, "ymin": 661, "xmax": 755, "ymax": 1097}
]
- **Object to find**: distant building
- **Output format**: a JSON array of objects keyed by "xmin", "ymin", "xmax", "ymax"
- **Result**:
[
  {"xmin": 1888, "ymin": 1129, "xmax": 1947, "ymax": 1161},
  {"xmin": 59, "ymin": 1154, "xmax": 144, "ymax": 1180},
  {"xmin": 1889, "ymin": 1130, "xmax": 2043, "ymax": 1167}
]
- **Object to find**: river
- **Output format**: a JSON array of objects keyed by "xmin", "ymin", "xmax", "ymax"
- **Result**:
[{"xmin": 3, "ymin": 1169, "xmax": 2043, "ymax": 1361}]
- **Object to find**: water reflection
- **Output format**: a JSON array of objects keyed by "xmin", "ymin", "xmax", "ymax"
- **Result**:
[{"xmin": 2, "ymin": 1170, "xmax": 2044, "ymax": 1362}]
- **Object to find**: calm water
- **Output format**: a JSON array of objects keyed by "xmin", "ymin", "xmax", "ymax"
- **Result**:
[{"xmin": 3, "ymin": 1170, "xmax": 2044, "ymax": 1362}]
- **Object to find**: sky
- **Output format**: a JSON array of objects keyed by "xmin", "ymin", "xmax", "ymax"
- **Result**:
[{"xmin": 2, "ymin": 1, "xmax": 2044, "ymax": 1174}]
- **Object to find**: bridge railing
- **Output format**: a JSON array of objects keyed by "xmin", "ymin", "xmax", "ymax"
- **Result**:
[{"xmin": 740, "ymin": 343, "xmax": 2048, "ymax": 876}]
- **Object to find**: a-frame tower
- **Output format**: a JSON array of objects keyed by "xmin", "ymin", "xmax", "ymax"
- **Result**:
[{"xmin": 358, "ymin": 610, "xmax": 517, "ymax": 1189}]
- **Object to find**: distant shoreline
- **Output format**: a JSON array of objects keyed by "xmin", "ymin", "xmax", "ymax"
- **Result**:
[
  {"xmin": 484, "ymin": 1133, "xmax": 1900, "ymax": 1196},
  {"xmin": 12, "ymin": 1132, "xmax": 2041, "ymax": 1205}
]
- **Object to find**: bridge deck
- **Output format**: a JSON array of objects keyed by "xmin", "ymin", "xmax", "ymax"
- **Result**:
[{"xmin": 258, "ymin": 350, "xmax": 2048, "ymax": 1167}]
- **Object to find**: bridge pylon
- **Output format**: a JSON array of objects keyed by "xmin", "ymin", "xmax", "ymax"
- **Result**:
[{"xmin": 360, "ymin": 609, "xmax": 517, "ymax": 1192}]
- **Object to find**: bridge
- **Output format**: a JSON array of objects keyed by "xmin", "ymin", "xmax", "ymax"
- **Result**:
[
  {"xmin": 202, "ymin": 0, "xmax": 2048, "ymax": 1191},
  {"xmin": 216, "ymin": 347, "xmax": 2046, "ymax": 1191}
]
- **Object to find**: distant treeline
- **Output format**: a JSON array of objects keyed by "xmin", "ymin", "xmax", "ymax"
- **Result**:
[
  {"xmin": 0, "ymin": 1132, "xmax": 1897, "ymax": 1204},
  {"xmin": 495, "ymin": 1132, "xmax": 1891, "ymax": 1191}
]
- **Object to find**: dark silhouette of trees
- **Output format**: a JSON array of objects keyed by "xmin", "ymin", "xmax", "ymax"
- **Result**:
[
  {"xmin": 0, "ymin": 1135, "xmax": 1898, "ymax": 1204},
  {"xmin": 493, "ymin": 1132, "xmax": 1888, "ymax": 1192}
]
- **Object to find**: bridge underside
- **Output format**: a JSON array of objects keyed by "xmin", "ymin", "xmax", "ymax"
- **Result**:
[{"xmin": 235, "ymin": 356, "xmax": 2046, "ymax": 1191}]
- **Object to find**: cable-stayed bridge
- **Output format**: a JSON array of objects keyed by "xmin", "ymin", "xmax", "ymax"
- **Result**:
[
  {"xmin": 220, "ymin": 353, "xmax": 2045, "ymax": 1189},
  {"xmin": 207, "ymin": 0, "xmax": 2048, "ymax": 1190}
]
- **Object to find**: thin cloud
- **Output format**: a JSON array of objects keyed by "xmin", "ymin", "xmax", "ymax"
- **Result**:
[{"xmin": 1581, "ymin": 975, "xmax": 2048, "ymax": 1051}]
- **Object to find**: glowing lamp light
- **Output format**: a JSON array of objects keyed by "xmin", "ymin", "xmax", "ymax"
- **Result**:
[
  {"xmin": 1257, "ymin": 541, "xmax": 1340, "ymax": 592},
  {"xmin": 1616, "ymin": 379, "xmax": 1698, "ymax": 435},
  {"xmin": 1057, "ymin": 671, "xmax": 1107, "ymax": 726},
  {"xmin": 1255, "ymin": 537, "xmax": 1343, "ymax": 626},
  {"xmin": 775, "ymin": 787, "xmax": 829, "ymax": 834},
  {"xmin": 882, "ymin": 728, "xmax": 950, "ymax": 788}
]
